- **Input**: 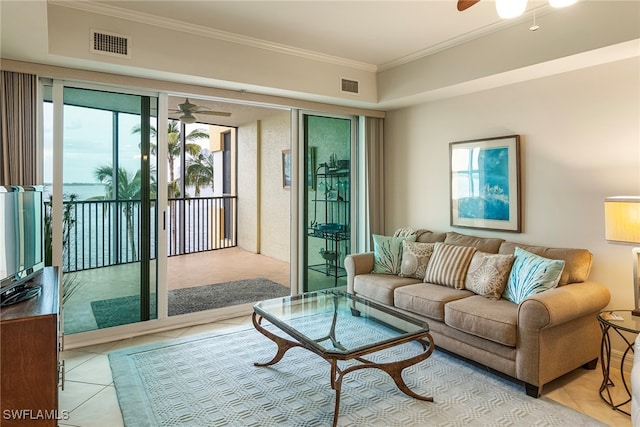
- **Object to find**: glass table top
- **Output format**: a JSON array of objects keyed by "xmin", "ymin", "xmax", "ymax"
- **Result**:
[
  {"xmin": 598, "ymin": 310, "xmax": 640, "ymax": 334},
  {"xmin": 253, "ymin": 290, "xmax": 429, "ymax": 356}
]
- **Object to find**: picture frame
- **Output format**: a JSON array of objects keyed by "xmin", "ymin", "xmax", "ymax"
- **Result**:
[
  {"xmin": 449, "ymin": 135, "xmax": 521, "ymax": 232},
  {"xmin": 282, "ymin": 149, "xmax": 291, "ymax": 189},
  {"xmin": 308, "ymin": 147, "xmax": 316, "ymax": 190}
]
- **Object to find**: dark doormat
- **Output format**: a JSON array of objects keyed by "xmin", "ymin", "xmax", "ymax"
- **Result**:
[{"xmin": 90, "ymin": 278, "xmax": 289, "ymax": 328}]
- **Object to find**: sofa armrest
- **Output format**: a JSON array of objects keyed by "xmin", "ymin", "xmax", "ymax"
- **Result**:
[
  {"xmin": 516, "ymin": 280, "xmax": 610, "ymax": 390},
  {"xmin": 518, "ymin": 281, "xmax": 611, "ymax": 329},
  {"xmin": 344, "ymin": 252, "xmax": 374, "ymax": 294}
]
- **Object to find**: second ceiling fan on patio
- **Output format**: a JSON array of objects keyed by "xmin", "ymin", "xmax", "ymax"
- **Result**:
[{"xmin": 170, "ymin": 98, "xmax": 231, "ymax": 124}]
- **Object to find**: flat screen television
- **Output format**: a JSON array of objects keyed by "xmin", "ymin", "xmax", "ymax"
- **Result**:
[{"xmin": 0, "ymin": 185, "xmax": 45, "ymax": 303}]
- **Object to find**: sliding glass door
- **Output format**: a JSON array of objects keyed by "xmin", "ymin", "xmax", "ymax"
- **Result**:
[
  {"xmin": 44, "ymin": 84, "xmax": 158, "ymax": 334},
  {"xmin": 301, "ymin": 113, "xmax": 356, "ymax": 292}
]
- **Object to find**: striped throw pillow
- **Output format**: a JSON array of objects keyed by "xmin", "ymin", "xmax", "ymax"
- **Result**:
[
  {"xmin": 423, "ymin": 242, "xmax": 477, "ymax": 289},
  {"xmin": 502, "ymin": 247, "xmax": 565, "ymax": 304}
]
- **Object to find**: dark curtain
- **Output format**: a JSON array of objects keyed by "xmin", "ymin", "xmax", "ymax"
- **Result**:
[{"xmin": 0, "ymin": 71, "xmax": 38, "ymax": 186}]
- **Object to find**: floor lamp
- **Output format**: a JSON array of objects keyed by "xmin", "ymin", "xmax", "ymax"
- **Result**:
[{"xmin": 604, "ymin": 197, "xmax": 640, "ymax": 316}]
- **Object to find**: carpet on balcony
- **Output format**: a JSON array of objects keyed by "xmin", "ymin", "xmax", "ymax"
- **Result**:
[
  {"xmin": 108, "ymin": 324, "xmax": 606, "ymax": 427},
  {"xmin": 90, "ymin": 278, "xmax": 289, "ymax": 328}
]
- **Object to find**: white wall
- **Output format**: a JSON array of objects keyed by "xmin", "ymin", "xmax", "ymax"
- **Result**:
[
  {"xmin": 236, "ymin": 113, "xmax": 292, "ymax": 262},
  {"xmin": 384, "ymin": 57, "xmax": 640, "ymax": 311},
  {"xmin": 260, "ymin": 112, "xmax": 292, "ymax": 262},
  {"xmin": 237, "ymin": 122, "xmax": 259, "ymax": 253},
  {"xmin": 43, "ymin": 3, "xmax": 377, "ymax": 104}
]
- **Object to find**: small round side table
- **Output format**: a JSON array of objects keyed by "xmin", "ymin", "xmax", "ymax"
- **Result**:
[{"xmin": 598, "ymin": 310, "xmax": 640, "ymax": 416}]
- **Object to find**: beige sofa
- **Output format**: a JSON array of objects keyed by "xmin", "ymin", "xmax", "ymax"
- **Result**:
[{"xmin": 344, "ymin": 229, "xmax": 611, "ymax": 397}]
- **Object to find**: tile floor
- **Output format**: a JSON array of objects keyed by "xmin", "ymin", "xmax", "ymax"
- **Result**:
[{"xmin": 59, "ymin": 314, "xmax": 632, "ymax": 427}]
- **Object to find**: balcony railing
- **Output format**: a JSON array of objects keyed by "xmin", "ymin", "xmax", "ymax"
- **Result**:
[
  {"xmin": 56, "ymin": 196, "xmax": 237, "ymax": 273},
  {"xmin": 167, "ymin": 196, "xmax": 237, "ymax": 256}
]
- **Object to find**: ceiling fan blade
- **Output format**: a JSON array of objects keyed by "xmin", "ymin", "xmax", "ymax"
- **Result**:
[
  {"xmin": 195, "ymin": 110, "xmax": 232, "ymax": 117},
  {"xmin": 457, "ymin": 0, "xmax": 480, "ymax": 11}
]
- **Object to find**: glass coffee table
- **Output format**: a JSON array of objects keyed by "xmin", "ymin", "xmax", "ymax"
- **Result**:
[{"xmin": 252, "ymin": 289, "xmax": 434, "ymax": 427}]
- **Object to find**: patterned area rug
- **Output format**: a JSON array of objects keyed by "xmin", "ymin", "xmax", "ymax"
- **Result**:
[
  {"xmin": 91, "ymin": 278, "xmax": 289, "ymax": 328},
  {"xmin": 109, "ymin": 325, "xmax": 605, "ymax": 427}
]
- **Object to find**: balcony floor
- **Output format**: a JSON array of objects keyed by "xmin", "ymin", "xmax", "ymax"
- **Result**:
[{"xmin": 62, "ymin": 247, "xmax": 290, "ymax": 334}]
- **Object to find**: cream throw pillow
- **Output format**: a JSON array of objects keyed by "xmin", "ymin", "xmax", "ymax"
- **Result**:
[
  {"xmin": 423, "ymin": 242, "xmax": 477, "ymax": 289},
  {"xmin": 464, "ymin": 252, "xmax": 515, "ymax": 299},
  {"xmin": 399, "ymin": 241, "xmax": 435, "ymax": 280}
]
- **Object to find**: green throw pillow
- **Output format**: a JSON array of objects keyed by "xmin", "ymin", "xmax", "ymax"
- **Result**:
[
  {"xmin": 502, "ymin": 247, "xmax": 565, "ymax": 304},
  {"xmin": 372, "ymin": 234, "xmax": 417, "ymax": 275}
]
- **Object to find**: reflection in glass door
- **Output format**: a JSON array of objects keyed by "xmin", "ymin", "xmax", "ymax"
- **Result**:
[
  {"xmin": 302, "ymin": 114, "xmax": 356, "ymax": 292},
  {"xmin": 44, "ymin": 86, "xmax": 158, "ymax": 334}
]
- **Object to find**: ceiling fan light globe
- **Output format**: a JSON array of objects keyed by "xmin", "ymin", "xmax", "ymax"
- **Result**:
[
  {"xmin": 180, "ymin": 114, "xmax": 196, "ymax": 124},
  {"xmin": 548, "ymin": 0, "xmax": 577, "ymax": 8},
  {"xmin": 496, "ymin": 0, "xmax": 527, "ymax": 19}
]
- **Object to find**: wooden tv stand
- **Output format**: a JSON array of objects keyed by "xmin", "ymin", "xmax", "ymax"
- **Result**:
[{"xmin": 0, "ymin": 267, "xmax": 62, "ymax": 426}]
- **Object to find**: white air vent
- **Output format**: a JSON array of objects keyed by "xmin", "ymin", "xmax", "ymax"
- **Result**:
[
  {"xmin": 340, "ymin": 78, "xmax": 359, "ymax": 94},
  {"xmin": 90, "ymin": 30, "xmax": 131, "ymax": 58}
]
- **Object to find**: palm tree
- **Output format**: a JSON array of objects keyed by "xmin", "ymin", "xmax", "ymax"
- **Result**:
[
  {"xmin": 44, "ymin": 191, "xmax": 85, "ymax": 305},
  {"xmin": 133, "ymin": 119, "xmax": 209, "ymax": 254},
  {"xmin": 132, "ymin": 120, "xmax": 208, "ymax": 197},
  {"xmin": 185, "ymin": 150, "xmax": 214, "ymax": 196},
  {"xmin": 94, "ymin": 165, "xmax": 143, "ymax": 261}
]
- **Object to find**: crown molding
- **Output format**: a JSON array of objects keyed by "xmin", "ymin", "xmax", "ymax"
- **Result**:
[
  {"xmin": 378, "ymin": 5, "xmax": 554, "ymax": 72},
  {"xmin": 50, "ymin": 1, "xmax": 378, "ymax": 73}
]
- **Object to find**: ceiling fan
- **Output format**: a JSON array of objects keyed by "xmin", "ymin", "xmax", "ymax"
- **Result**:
[
  {"xmin": 457, "ymin": 0, "xmax": 479, "ymax": 11},
  {"xmin": 170, "ymin": 98, "xmax": 231, "ymax": 124}
]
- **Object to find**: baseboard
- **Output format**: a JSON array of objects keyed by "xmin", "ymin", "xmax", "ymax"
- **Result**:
[{"xmin": 609, "ymin": 347, "xmax": 633, "ymax": 375}]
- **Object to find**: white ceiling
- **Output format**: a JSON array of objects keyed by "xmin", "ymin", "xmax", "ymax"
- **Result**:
[
  {"xmin": 93, "ymin": 0, "xmax": 528, "ymax": 69},
  {"xmin": 1, "ymin": 0, "xmax": 631, "ymax": 126}
]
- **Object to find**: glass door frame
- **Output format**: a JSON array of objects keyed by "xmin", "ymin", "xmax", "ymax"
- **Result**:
[
  {"xmin": 295, "ymin": 110, "xmax": 358, "ymax": 294},
  {"xmin": 48, "ymin": 80, "xmax": 169, "ymax": 346}
]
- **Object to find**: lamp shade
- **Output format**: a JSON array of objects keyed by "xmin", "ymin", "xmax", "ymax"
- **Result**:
[{"xmin": 604, "ymin": 196, "xmax": 640, "ymax": 243}]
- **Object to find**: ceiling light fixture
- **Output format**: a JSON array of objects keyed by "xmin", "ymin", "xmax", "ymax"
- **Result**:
[
  {"xmin": 180, "ymin": 112, "xmax": 196, "ymax": 124},
  {"xmin": 496, "ymin": 0, "xmax": 527, "ymax": 19},
  {"xmin": 497, "ymin": 0, "xmax": 578, "ymax": 19}
]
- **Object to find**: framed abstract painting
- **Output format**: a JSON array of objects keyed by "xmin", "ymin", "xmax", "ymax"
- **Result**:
[
  {"xmin": 282, "ymin": 149, "xmax": 291, "ymax": 189},
  {"xmin": 449, "ymin": 135, "xmax": 521, "ymax": 232}
]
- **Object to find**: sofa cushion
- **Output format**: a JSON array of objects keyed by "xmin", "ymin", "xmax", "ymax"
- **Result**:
[
  {"xmin": 445, "ymin": 231, "xmax": 504, "ymax": 254},
  {"xmin": 353, "ymin": 273, "xmax": 420, "ymax": 305},
  {"xmin": 498, "ymin": 242, "xmax": 592, "ymax": 285},
  {"xmin": 393, "ymin": 227, "xmax": 448, "ymax": 243},
  {"xmin": 423, "ymin": 242, "xmax": 477, "ymax": 289},
  {"xmin": 416, "ymin": 230, "xmax": 448, "ymax": 243},
  {"xmin": 464, "ymin": 252, "xmax": 515, "ymax": 299},
  {"xmin": 372, "ymin": 234, "xmax": 417, "ymax": 275},
  {"xmin": 394, "ymin": 283, "xmax": 474, "ymax": 321},
  {"xmin": 502, "ymin": 247, "xmax": 565, "ymax": 304},
  {"xmin": 445, "ymin": 295, "xmax": 519, "ymax": 347},
  {"xmin": 399, "ymin": 241, "xmax": 435, "ymax": 280}
]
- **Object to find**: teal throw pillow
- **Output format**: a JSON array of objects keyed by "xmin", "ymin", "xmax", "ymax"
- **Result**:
[
  {"xmin": 502, "ymin": 247, "xmax": 565, "ymax": 304},
  {"xmin": 372, "ymin": 234, "xmax": 417, "ymax": 275}
]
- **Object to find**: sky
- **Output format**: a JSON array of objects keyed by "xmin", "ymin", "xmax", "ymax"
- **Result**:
[
  {"xmin": 43, "ymin": 103, "xmax": 144, "ymax": 184},
  {"xmin": 43, "ymin": 101, "xmax": 213, "ymax": 202}
]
